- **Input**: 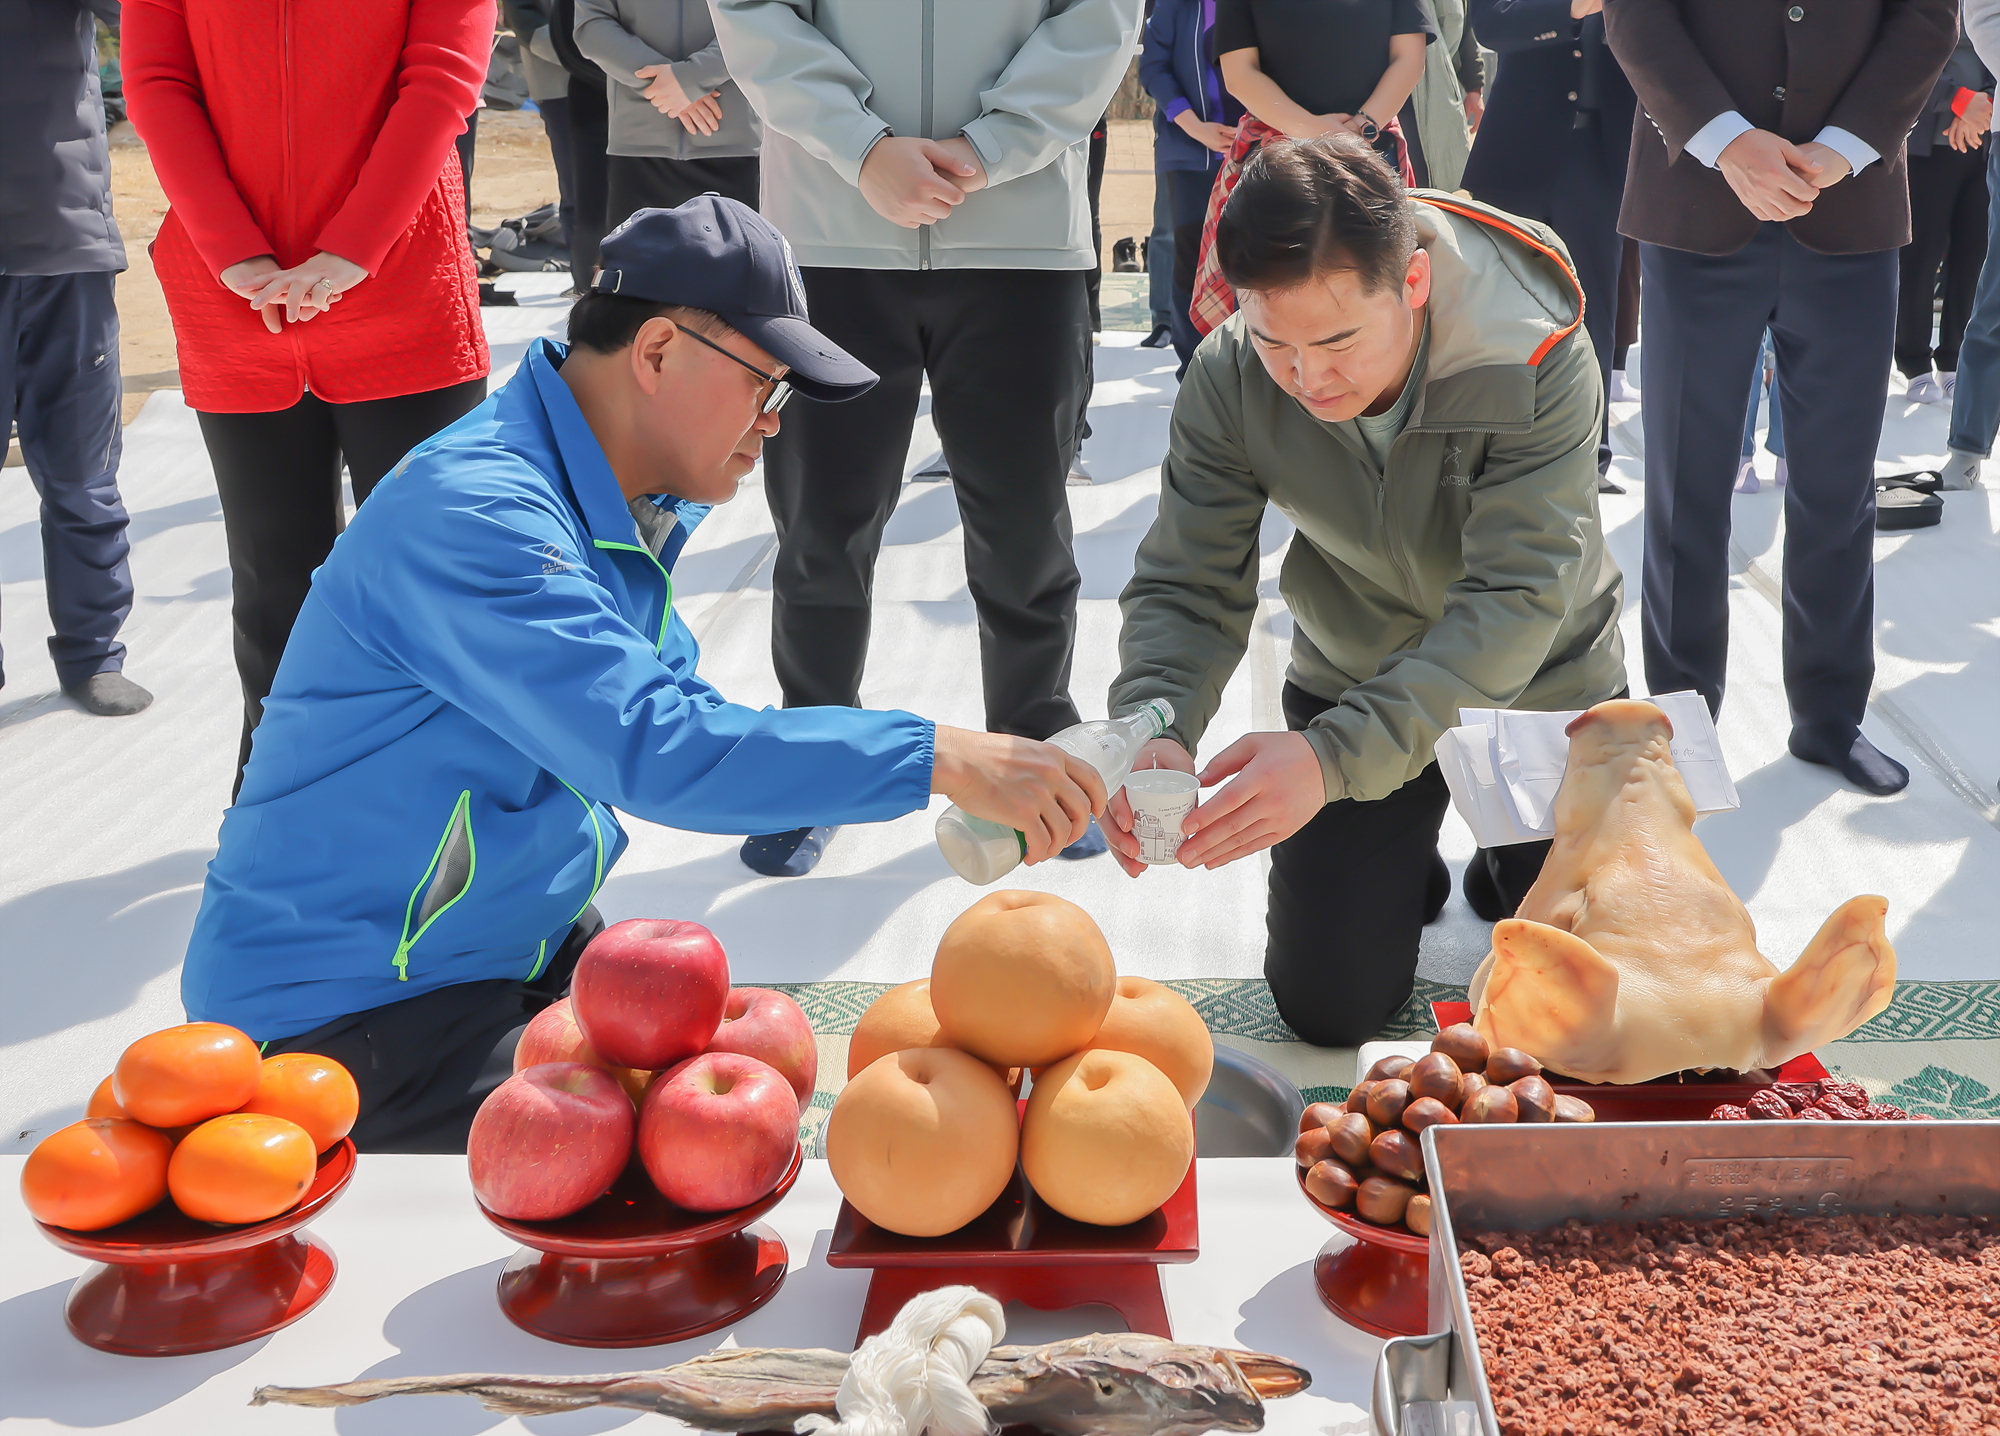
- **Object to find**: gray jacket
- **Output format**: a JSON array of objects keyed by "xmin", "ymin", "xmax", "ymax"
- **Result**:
[
  {"xmin": 1, "ymin": 0, "xmax": 127, "ymax": 276},
  {"xmin": 574, "ymin": 0, "xmax": 761, "ymax": 159},
  {"xmin": 710, "ymin": 0, "xmax": 1142, "ymax": 270}
]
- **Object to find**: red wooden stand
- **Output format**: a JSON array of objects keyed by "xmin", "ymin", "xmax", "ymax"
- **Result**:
[
  {"xmin": 826, "ymin": 1161, "xmax": 1198, "ymax": 1347},
  {"xmin": 477, "ymin": 1146, "xmax": 800, "ymax": 1348},
  {"xmin": 1430, "ymin": 1001, "xmax": 1829, "ymax": 1120},
  {"xmin": 35, "ymin": 1139, "xmax": 356, "ymax": 1356},
  {"xmin": 1295, "ymin": 1166, "xmax": 1428, "ymax": 1339}
]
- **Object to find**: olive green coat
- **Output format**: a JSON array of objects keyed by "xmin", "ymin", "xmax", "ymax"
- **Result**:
[{"xmin": 1109, "ymin": 193, "xmax": 1627, "ymax": 805}]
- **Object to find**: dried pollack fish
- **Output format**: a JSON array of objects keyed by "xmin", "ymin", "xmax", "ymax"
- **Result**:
[{"xmin": 252, "ymin": 1333, "xmax": 1310, "ymax": 1435}]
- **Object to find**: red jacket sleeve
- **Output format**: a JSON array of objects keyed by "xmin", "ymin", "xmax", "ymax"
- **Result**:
[
  {"xmin": 123, "ymin": 0, "xmax": 276, "ymax": 277},
  {"xmin": 315, "ymin": 0, "xmax": 493, "ymax": 274}
]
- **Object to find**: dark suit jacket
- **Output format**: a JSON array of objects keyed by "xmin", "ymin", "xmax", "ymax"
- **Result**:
[
  {"xmin": 1462, "ymin": 1, "xmax": 1637, "ymax": 207},
  {"xmin": 1604, "ymin": 0, "xmax": 1957, "ymax": 256}
]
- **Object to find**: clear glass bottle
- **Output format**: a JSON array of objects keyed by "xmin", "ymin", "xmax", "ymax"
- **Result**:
[{"xmin": 934, "ymin": 699, "xmax": 1176, "ymax": 885}]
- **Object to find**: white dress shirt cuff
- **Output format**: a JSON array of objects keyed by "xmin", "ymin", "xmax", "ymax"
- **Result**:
[
  {"xmin": 1685, "ymin": 110, "xmax": 1754, "ymax": 168},
  {"xmin": 1813, "ymin": 125, "xmax": 1882, "ymax": 175}
]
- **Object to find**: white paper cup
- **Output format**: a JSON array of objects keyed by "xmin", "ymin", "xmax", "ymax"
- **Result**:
[{"xmin": 1124, "ymin": 768, "xmax": 1199, "ymax": 865}]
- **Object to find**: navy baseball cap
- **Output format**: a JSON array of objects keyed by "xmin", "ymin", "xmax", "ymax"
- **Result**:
[{"xmin": 593, "ymin": 196, "xmax": 877, "ymax": 402}]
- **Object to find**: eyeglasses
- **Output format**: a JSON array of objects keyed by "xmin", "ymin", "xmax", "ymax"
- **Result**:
[{"xmin": 678, "ymin": 326, "xmax": 794, "ymax": 414}]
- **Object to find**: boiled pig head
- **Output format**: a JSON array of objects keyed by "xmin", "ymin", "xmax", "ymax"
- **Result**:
[{"xmin": 1466, "ymin": 699, "xmax": 1896, "ymax": 1084}]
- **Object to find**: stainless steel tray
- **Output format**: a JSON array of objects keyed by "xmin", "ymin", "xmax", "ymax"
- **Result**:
[{"xmin": 1371, "ymin": 1120, "xmax": 2000, "ymax": 1436}]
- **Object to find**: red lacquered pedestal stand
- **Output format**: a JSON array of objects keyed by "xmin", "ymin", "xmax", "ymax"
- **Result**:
[
  {"xmin": 826, "ymin": 1161, "xmax": 1199, "ymax": 1347},
  {"xmin": 1295, "ymin": 1166, "xmax": 1428, "ymax": 1339},
  {"xmin": 1429, "ymin": 1002, "xmax": 1829, "ymax": 1120},
  {"xmin": 35, "ymin": 1139, "xmax": 356, "ymax": 1356},
  {"xmin": 477, "ymin": 1146, "xmax": 801, "ymax": 1348}
]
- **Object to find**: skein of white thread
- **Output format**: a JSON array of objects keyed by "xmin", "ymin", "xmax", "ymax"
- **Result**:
[{"xmin": 794, "ymin": 1285, "xmax": 1005, "ymax": 1436}]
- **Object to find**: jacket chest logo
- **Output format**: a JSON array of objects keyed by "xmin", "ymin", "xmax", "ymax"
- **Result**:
[
  {"xmin": 539, "ymin": 542, "xmax": 576, "ymax": 575},
  {"xmin": 1440, "ymin": 443, "xmax": 1473, "ymax": 488}
]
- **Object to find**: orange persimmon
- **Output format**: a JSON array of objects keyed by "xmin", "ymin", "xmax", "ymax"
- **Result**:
[
  {"xmin": 112, "ymin": 1023, "xmax": 261, "ymax": 1129},
  {"xmin": 22, "ymin": 1118, "xmax": 173, "ymax": 1231},
  {"xmin": 237, "ymin": 1053, "xmax": 359, "ymax": 1152},
  {"xmin": 167, "ymin": 1113, "xmax": 316, "ymax": 1225}
]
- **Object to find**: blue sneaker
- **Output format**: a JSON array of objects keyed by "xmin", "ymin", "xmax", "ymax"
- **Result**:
[
  {"xmin": 740, "ymin": 826, "xmax": 838, "ymax": 877},
  {"xmin": 1056, "ymin": 816, "xmax": 1109, "ymax": 860}
]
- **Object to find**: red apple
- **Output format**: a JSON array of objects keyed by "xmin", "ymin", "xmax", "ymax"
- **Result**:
[
  {"xmin": 703, "ymin": 988, "xmax": 818, "ymax": 1104},
  {"xmin": 638, "ymin": 1052, "xmax": 799, "ymax": 1213},
  {"xmin": 468, "ymin": 1063, "xmax": 635, "ymax": 1221},
  {"xmin": 514, "ymin": 999, "xmax": 650, "ymax": 1104},
  {"xmin": 571, "ymin": 919, "xmax": 730, "ymax": 1071}
]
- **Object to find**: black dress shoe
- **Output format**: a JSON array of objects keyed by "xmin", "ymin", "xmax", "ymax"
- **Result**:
[
  {"xmin": 1139, "ymin": 322, "xmax": 1174, "ymax": 349},
  {"xmin": 1461, "ymin": 849, "xmax": 1507, "ymax": 921},
  {"xmin": 1788, "ymin": 725, "xmax": 1909, "ymax": 795}
]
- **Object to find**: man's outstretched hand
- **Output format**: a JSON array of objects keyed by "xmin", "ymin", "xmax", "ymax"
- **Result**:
[
  {"xmin": 1717, "ymin": 129, "xmax": 1821, "ymax": 221},
  {"xmin": 859, "ymin": 136, "xmax": 982, "ymax": 227},
  {"xmin": 932, "ymin": 725, "xmax": 1107, "ymax": 864}
]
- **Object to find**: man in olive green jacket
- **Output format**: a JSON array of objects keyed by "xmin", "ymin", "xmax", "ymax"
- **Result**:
[{"xmin": 1106, "ymin": 136, "xmax": 1626, "ymax": 1047}]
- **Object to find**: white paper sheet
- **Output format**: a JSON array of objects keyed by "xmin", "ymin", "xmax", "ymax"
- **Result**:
[{"xmin": 1436, "ymin": 692, "xmax": 1738, "ymax": 847}]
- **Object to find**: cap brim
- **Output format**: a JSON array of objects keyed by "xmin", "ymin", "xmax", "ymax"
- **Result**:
[{"xmin": 729, "ymin": 313, "xmax": 878, "ymax": 402}]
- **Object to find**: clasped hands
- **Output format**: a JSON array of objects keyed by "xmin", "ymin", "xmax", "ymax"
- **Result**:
[
  {"xmin": 1716, "ymin": 129, "xmax": 1854, "ymax": 223},
  {"xmin": 219, "ymin": 253, "xmax": 369, "ymax": 334},
  {"xmin": 858, "ymin": 135, "xmax": 988, "ymax": 228},
  {"xmin": 1103, "ymin": 732, "xmax": 1327, "ymax": 879},
  {"xmin": 634, "ymin": 64, "xmax": 723, "ymax": 135}
]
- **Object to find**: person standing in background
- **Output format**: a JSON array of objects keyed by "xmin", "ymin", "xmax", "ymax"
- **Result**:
[
  {"xmin": 574, "ymin": 0, "xmax": 762, "ymax": 224},
  {"xmin": 547, "ymin": 0, "xmax": 611, "ymax": 288},
  {"xmin": 1896, "ymin": 22, "xmax": 1992, "ymax": 408},
  {"xmin": 1, "ymin": 0, "xmax": 152, "ymax": 718},
  {"xmin": 1140, "ymin": 0, "xmax": 1242, "ymax": 373},
  {"xmin": 711, "ymin": 0, "xmax": 1142, "ymax": 878},
  {"xmin": 503, "ymin": 0, "xmax": 582, "ymax": 258},
  {"xmin": 1604, "ymin": 0, "xmax": 1955, "ymax": 797},
  {"xmin": 125, "ymin": 0, "xmax": 492, "ymax": 791},
  {"xmin": 1464, "ymin": 0, "xmax": 1635, "ymax": 493},
  {"xmin": 1405, "ymin": 0, "xmax": 1485, "ymax": 190},
  {"xmin": 1942, "ymin": 0, "xmax": 2000, "ymax": 490}
]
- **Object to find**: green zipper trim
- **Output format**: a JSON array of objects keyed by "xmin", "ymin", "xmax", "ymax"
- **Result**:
[
  {"xmin": 592, "ymin": 538, "xmax": 675, "ymax": 653},
  {"xmin": 557, "ymin": 776, "xmax": 606, "ymax": 921},
  {"xmin": 526, "ymin": 939, "xmax": 550, "ymax": 984},
  {"xmin": 392, "ymin": 790, "xmax": 477, "ymax": 981}
]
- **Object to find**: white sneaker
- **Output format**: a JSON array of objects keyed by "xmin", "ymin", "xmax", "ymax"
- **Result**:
[
  {"xmin": 1609, "ymin": 370, "xmax": 1640, "ymax": 403},
  {"xmin": 1939, "ymin": 371, "xmax": 1958, "ymax": 403},
  {"xmin": 1733, "ymin": 457, "xmax": 1760, "ymax": 494},
  {"xmin": 1906, "ymin": 374, "xmax": 1948, "ymax": 405}
]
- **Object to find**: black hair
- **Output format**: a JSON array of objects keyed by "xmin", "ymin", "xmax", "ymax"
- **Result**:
[
  {"xmin": 566, "ymin": 294, "xmax": 728, "ymax": 355},
  {"xmin": 1215, "ymin": 133, "xmax": 1419, "ymax": 297}
]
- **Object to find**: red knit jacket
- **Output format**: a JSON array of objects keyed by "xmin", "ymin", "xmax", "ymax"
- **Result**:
[{"xmin": 125, "ymin": 0, "xmax": 492, "ymax": 413}]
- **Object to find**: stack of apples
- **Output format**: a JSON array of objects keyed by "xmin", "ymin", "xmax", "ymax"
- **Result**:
[
  {"xmin": 470, "ymin": 919, "xmax": 814, "ymax": 1222},
  {"xmin": 22, "ymin": 1024, "xmax": 358, "ymax": 1232},
  {"xmin": 826, "ymin": 891, "xmax": 1214, "ymax": 1237}
]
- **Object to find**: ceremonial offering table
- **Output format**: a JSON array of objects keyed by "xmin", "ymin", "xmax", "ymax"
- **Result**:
[{"xmin": 0, "ymin": 1155, "xmax": 1382, "ymax": 1435}]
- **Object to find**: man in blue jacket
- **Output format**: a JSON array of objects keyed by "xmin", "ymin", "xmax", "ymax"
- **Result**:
[{"xmin": 181, "ymin": 200, "xmax": 1107, "ymax": 1151}]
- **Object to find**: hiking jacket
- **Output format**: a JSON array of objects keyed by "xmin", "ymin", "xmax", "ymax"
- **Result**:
[
  {"xmin": 0, "ymin": 0, "xmax": 127, "ymax": 277},
  {"xmin": 1110, "ymin": 195, "xmax": 1627, "ymax": 805},
  {"xmin": 183, "ymin": 338, "xmax": 935, "ymax": 1042},
  {"xmin": 123, "ymin": 0, "xmax": 489, "ymax": 411},
  {"xmin": 573, "ymin": 0, "xmax": 762, "ymax": 160},
  {"xmin": 1140, "ymin": 0, "xmax": 1243, "ymax": 175},
  {"xmin": 709, "ymin": 0, "xmax": 1142, "ymax": 270}
]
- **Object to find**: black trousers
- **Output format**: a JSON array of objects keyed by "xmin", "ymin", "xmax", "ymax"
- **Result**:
[
  {"xmin": 1085, "ymin": 118, "xmax": 1107, "ymax": 331},
  {"xmin": 197, "ymin": 378, "xmax": 487, "ymax": 786},
  {"xmin": 538, "ymin": 95, "xmax": 578, "ymax": 252},
  {"xmin": 1897, "ymin": 142, "xmax": 1990, "ymax": 379},
  {"xmin": 763, "ymin": 266, "xmax": 1089, "ymax": 739},
  {"xmin": 0, "ymin": 271, "xmax": 134, "ymax": 690},
  {"xmin": 1167, "ymin": 167, "xmax": 1216, "ymax": 370},
  {"xmin": 1265, "ymin": 683, "xmax": 1552, "ymax": 1049},
  {"xmin": 1470, "ymin": 126, "xmax": 1625, "ymax": 472},
  {"xmin": 265, "ymin": 909, "xmax": 604, "ymax": 1153},
  {"xmin": 606, "ymin": 153, "xmax": 760, "ymax": 232},
  {"xmin": 566, "ymin": 74, "xmax": 612, "ymax": 285},
  {"xmin": 1639, "ymin": 226, "xmax": 1896, "ymax": 731}
]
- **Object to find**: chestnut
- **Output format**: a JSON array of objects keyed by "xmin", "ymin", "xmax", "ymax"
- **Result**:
[
  {"xmin": 1365, "ymin": 1078, "xmax": 1414, "ymax": 1130},
  {"xmin": 1295, "ymin": 1124, "xmax": 1336, "ymax": 1167},
  {"xmin": 1304, "ymin": 1159, "xmax": 1360, "ymax": 1211},
  {"xmin": 1486, "ymin": 1047, "xmax": 1543, "ymax": 1084},
  {"xmin": 1461, "ymin": 1085, "xmax": 1519, "ymax": 1123},
  {"xmin": 1368, "ymin": 1127, "xmax": 1425, "ymax": 1182},
  {"xmin": 1405, "ymin": 1193, "xmax": 1434, "ymax": 1237},
  {"xmin": 1364, "ymin": 1053, "xmax": 1415, "ymax": 1083},
  {"xmin": 1355, "ymin": 1174, "xmax": 1417, "ymax": 1227},
  {"xmin": 1553, "ymin": 1094, "xmax": 1597, "ymax": 1123},
  {"xmin": 1407, "ymin": 1052, "xmax": 1465, "ymax": 1111},
  {"xmin": 1328, "ymin": 1112, "xmax": 1377, "ymax": 1167},
  {"xmin": 1299, "ymin": 1100, "xmax": 1345, "ymax": 1135},
  {"xmin": 1511, "ymin": 1074, "xmax": 1556, "ymax": 1123},
  {"xmin": 1401, "ymin": 1095, "xmax": 1459, "ymax": 1134},
  {"xmin": 1344, "ymin": 1080, "xmax": 1378, "ymax": 1115},
  {"xmin": 1459, "ymin": 1072, "xmax": 1490, "ymax": 1107},
  {"xmin": 1431, "ymin": 1023, "xmax": 1491, "ymax": 1074}
]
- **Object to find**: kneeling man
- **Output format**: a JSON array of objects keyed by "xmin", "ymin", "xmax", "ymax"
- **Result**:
[
  {"xmin": 183, "ymin": 200, "xmax": 1106, "ymax": 1149},
  {"xmin": 1107, "ymin": 136, "xmax": 1626, "ymax": 1047}
]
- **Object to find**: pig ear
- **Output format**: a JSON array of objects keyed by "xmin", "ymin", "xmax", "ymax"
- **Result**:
[
  {"xmin": 1473, "ymin": 919, "xmax": 1619, "ymax": 1064},
  {"xmin": 1762, "ymin": 896, "xmax": 1897, "ymax": 1067}
]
